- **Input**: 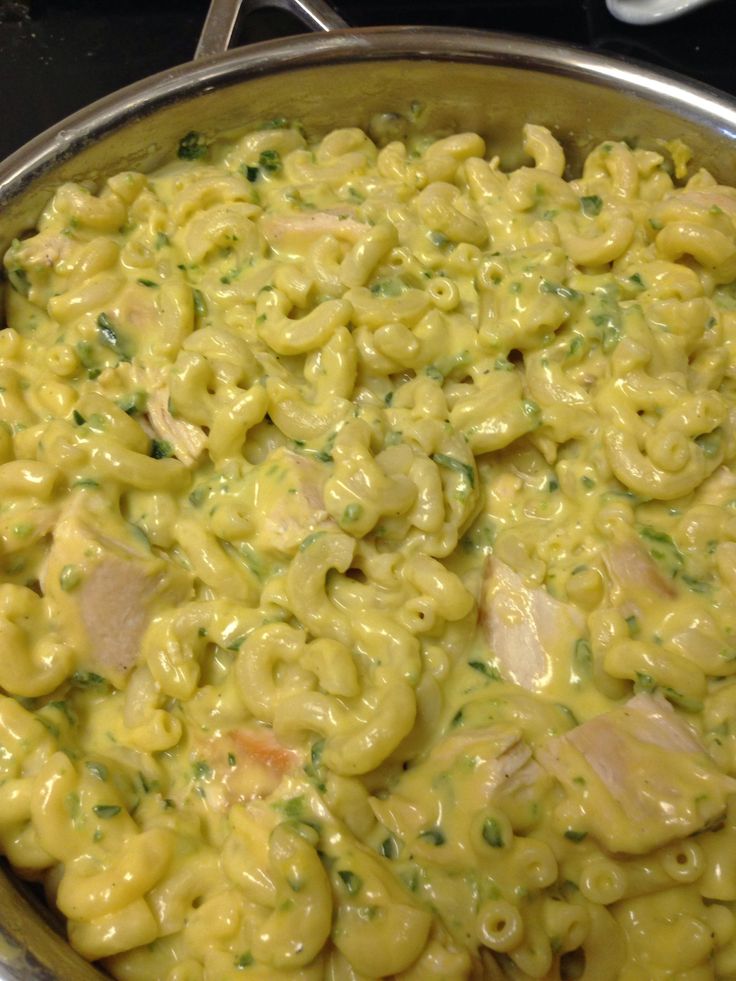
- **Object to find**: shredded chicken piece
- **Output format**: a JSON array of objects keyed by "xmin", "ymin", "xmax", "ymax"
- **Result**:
[
  {"xmin": 260, "ymin": 211, "xmax": 366, "ymax": 254},
  {"xmin": 10, "ymin": 232, "xmax": 72, "ymax": 271},
  {"xmin": 147, "ymin": 387, "xmax": 206, "ymax": 467},
  {"xmin": 43, "ymin": 497, "xmax": 191, "ymax": 686},
  {"xmin": 480, "ymin": 558, "xmax": 584, "ymax": 691},
  {"xmin": 194, "ymin": 726, "xmax": 300, "ymax": 812},
  {"xmin": 669, "ymin": 189, "xmax": 736, "ymax": 215},
  {"xmin": 246, "ymin": 447, "xmax": 336, "ymax": 554},
  {"xmin": 604, "ymin": 539, "xmax": 676, "ymax": 601},
  {"xmin": 428, "ymin": 725, "xmax": 533, "ymax": 794},
  {"xmin": 537, "ymin": 692, "xmax": 736, "ymax": 853}
]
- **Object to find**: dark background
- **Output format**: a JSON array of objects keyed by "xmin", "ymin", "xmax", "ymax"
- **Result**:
[{"xmin": 0, "ymin": 0, "xmax": 731, "ymax": 163}]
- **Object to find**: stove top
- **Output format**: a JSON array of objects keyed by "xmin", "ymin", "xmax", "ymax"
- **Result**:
[{"xmin": 0, "ymin": 0, "xmax": 731, "ymax": 163}]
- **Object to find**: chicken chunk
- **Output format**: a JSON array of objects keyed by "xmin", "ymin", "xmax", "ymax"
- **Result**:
[
  {"xmin": 146, "ymin": 386, "xmax": 206, "ymax": 467},
  {"xmin": 604, "ymin": 539, "xmax": 676, "ymax": 602},
  {"xmin": 244, "ymin": 447, "xmax": 336, "ymax": 555},
  {"xmin": 192, "ymin": 726, "xmax": 301, "ymax": 812},
  {"xmin": 480, "ymin": 558, "xmax": 584, "ymax": 691},
  {"xmin": 43, "ymin": 496, "xmax": 192, "ymax": 687},
  {"xmin": 537, "ymin": 692, "xmax": 736, "ymax": 854},
  {"xmin": 260, "ymin": 211, "xmax": 366, "ymax": 255}
]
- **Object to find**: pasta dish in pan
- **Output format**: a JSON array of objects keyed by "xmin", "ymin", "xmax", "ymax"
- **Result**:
[{"xmin": 2, "ymin": 114, "xmax": 736, "ymax": 979}]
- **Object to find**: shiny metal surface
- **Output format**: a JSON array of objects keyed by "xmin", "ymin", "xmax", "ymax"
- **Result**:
[
  {"xmin": 196, "ymin": 0, "xmax": 347, "ymax": 59},
  {"xmin": 2, "ymin": 14, "xmax": 736, "ymax": 981},
  {"xmin": 3, "ymin": 27, "xmax": 736, "ymax": 255}
]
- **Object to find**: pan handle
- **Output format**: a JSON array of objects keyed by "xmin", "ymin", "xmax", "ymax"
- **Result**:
[{"xmin": 196, "ymin": 0, "xmax": 348, "ymax": 59}]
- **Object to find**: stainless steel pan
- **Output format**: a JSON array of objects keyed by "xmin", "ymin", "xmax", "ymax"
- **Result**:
[{"xmin": 1, "ymin": 0, "xmax": 736, "ymax": 976}]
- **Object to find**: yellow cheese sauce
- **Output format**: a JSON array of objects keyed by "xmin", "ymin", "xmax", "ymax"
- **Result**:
[{"xmin": 2, "ymin": 115, "xmax": 736, "ymax": 979}]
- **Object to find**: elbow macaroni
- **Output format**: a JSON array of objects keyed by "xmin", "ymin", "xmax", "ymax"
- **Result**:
[{"xmin": 2, "ymin": 112, "xmax": 736, "ymax": 980}]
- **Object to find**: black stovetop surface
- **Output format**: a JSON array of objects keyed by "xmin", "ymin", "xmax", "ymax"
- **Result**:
[{"xmin": 0, "ymin": 0, "xmax": 732, "ymax": 163}]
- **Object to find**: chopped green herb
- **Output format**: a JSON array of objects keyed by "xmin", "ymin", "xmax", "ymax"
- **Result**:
[
  {"xmin": 661, "ymin": 687, "xmax": 703, "ymax": 713},
  {"xmin": 192, "ymin": 760, "xmax": 212, "ymax": 780},
  {"xmin": 228, "ymin": 752, "xmax": 237, "ymax": 767},
  {"xmin": 280, "ymin": 796, "xmax": 305, "ymax": 820},
  {"xmin": 419, "ymin": 827, "xmax": 446, "ymax": 846},
  {"xmin": 432, "ymin": 453, "xmax": 475, "ymax": 488},
  {"xmin": 7, "ymin": 266, "xmax": 30, "ymax": 296},
  {"xmin": 234, "ymin": 952, "xmax": 254, "ymax": 969},
  {"xmin": 139, "ymin": 772, "xmax": 156, "ymax": 794},
  {"xmin": 92, "ymin": 804, "xmax": 121, "ymax": 819},
  {"xmin": 580, "ymin": 195, "xmax": 603, "ymax": 217},
  {"xmin": 72, "ymin": 409, "xmax": 86, "ymax": 426},
  {"xmin": 469, "ymin": 660, "xmax": 501, "ymax": 681},
  {"xmin": 541, "ymin": 281, "xmax": 581, "ymax": 301},
  {"xmin": 59, "ymin": 565, "xmax": 81, "ymax": 592},
  {"xmin": 259, "ymin": 149, "xmax": 282, "ymax": 174},
  {"xmin": 337, "ymin": 870, "xmax": 363, "ymax": 895},
  {"xmin": 625, "ymin": 614, "xmax": 640, "ymax": 637},
  {"xmin": 48, "ymin": 700, "xmax": 75, "ymax": 725},
  {"xmin": 379, "ymin": 835, "xmax": 399, "ymax": 859},
  {"xmin": 137, "ymin": 278, "xmax": 158, "ymax": 288},
  {"xmin": 342, "ymin": 503, "xmax": 363, "ymax": 524},
  {"xmin": 192, "ymin": 289, "xmax": 207, "ymax": 317},
  {"xmin": 177, "ymin": 130, "xmax": 208, "ymax": 161},
  {"xmin": 681, "ymin": 574, "xmax": 710, "ymax": 594},
  {"xmin": 573, "ymin": 638, "xmax": 593, "ymax": 673},
  {"xmin": 86, "ymin": 761, "xmax": 108, "ymax": 781},
  {"xmin": 299, "ymin": 531, "xmax": 326, "ymax": 551},
  {"xmin": 155, "ymin": 231, "xmax": 170, "ymax": 249},
  {"xmin": 72, "ymin": 671, "xmax": 106, "ymax": 688},
  {"xmin": 310, "ymin": 739, "xmax": 325, "ymax": 769},
  {"xmin": 634, "ymin": 671, "xmax": 657, "ymax": 693},
  {"xmin": 189, "ymin": 485, "xmax": 208, "ymax": 507},
  {"xmin": 242, "ymin": 164, "xmax": 260, "ymax": 183},
  {"xmin": 695, "ymin": 430, "xmax": 722, "ymax": 459},
  {"xmin": 564, "ymin": 829, "xmax": 587, "ymax": 842},
  {"xmin": 639, "ymin": 525, "xmax": 683, "ymax": 576},
  {"xmin": 556, "ymin": 703, "xmax": 580, "ymax": 727},
  {"xmin": 118, "ymin": 392, "xmax": 146, "ymax": 415},
  {"xmin": 370, "ymin": 278, "xmax": 404, "ymax": 297},
  {"xmin": 220, "ymin": 267, "xmax": 241, "ymax": 285},
  {"xmin": 482, "ymin": 817, "xmax": 505, "ymax": 848},
  {"xmin": 150, "ymin": 439, "xmax": 173, "ymax": 459},
  {"xmin": 97, "ymin": 313, "xmax": 130, "ymax": 361}
]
